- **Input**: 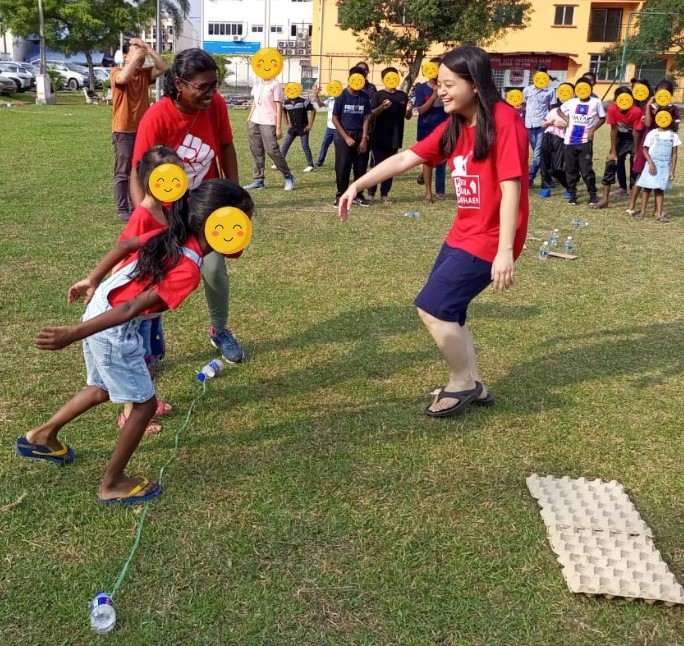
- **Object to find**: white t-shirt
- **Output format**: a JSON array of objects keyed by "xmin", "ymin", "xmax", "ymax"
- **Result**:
[
  {"xmin": 324, "ymin": 96, "xmax": 335, "ymax": 129},
  {"xmin": 560, "ymin": 97, "xmax": 606, "ymax": 145},
  {"xmin": 642, "ymin": 128, "xmax": 681, "ymax": 151}
]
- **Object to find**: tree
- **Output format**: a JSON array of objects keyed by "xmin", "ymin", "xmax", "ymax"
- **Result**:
[
  {"xmin": 0, "ymin": 0, "xmax": 188, "ymax": 89},
  {"xmin": 604, "ymin": 0, "xmax": 684, "ymax": 76},
  {"xmin": 336, "ymin": 0, "xmax": 532, "ymax": 91}
]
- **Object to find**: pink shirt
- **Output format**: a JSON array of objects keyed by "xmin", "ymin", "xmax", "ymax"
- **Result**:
[
  {"xmin": 542, "ymin": 108, "xmax": 567, "ymax": 139},
  {"xmin": 249, "ymin": 79, "xmax": 284, "ymax": 126}
]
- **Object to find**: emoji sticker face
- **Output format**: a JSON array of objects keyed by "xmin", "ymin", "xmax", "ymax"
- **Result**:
[
  {"xmin": 655, "ymin": 89, "xmax": 672, "ymax": 107},
  {"xmin": 533, "ymin": 71, "xmax": 550, "ymax": 89},
  {"xmin": 556, "ymin": 83, "xmax": 574, "ymax": 103},
  {"xmin": 506, "ymin": 89, "xmax": 524, "ymax": 108},
  {"xmin": 326, "ymin": 80, "xmax": 343, "ymax": 97},
  {"xmin": 149, "ymin": 164, "xmax": 188, "ymax": 202},
  {"xmin": 654, "ymin": 109, "xmax": 673, "ymax": 129},
  {"xmin": 632, "ymin": 83, "xmax": 649, "ymax": 102},
  {"xmin": 615, "ymin": 92, "xmax": 634, "ymax": 111},
  {"xmin": 284, "ymin": 82, "xmax": 302, "ymax": 99},
  {"xmin": 251, "ymin": 47, "xmax": 283, "ymax": 80},
  {"xmin": 205, "ymin": 207, "xmax": 253, "ymax": 255},
  {"xmin": 383, "ymin": 71, "xmax": 400, "ymax": 89},
  {"xmin": 422, "ymin": 61, "xmax": 438, "ymax": 79},
  {"xmin": 348, "ymin": 73, "xmax": 365, "ymax": 91},
  {"xmin": 575, "ymin": 81, "xmax": 591, "ymax": 100}
]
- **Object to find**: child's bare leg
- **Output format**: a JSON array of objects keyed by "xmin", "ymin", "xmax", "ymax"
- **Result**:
[
  {"xmin": 639, "ymin": 189, "xmax": 650, "ymax": 217},
  {"xmin": 99, "ymin": 396, "xmax": 158, "ymax": 500},
  {"xmin": 26, "ymin": 386, "xmax": 109, "ymax": 450},
  {"xmin": 594, "ymin": 184, "xmax": 610, "ymax": 209},
  {"xmin": 654, "ymin": 190, "xmax": 664, "ymax": 218},
  {"xmin": 423, "ymin": 165, "xmax": 433, "ymax": 202},
  {"xmin": 627, "ymin": 185, "xmax": 641, "ymax": 212}
]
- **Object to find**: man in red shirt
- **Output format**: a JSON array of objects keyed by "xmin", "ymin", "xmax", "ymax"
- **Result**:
[{"xmin": 110, "ymin": 38, "xmax": 168, "ymax": 221}]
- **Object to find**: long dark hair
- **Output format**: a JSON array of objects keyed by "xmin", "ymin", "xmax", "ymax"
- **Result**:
[
  {"xmin": 438, "ymin": 46, "xmax": 501, "ymax": 160},
  {"xmin": 163, "ymin": 48, "xmax": 218, "ymax": 100},
  {"xmin": 136, "ymin": 145, "xmax": 184, "ymax": 195},
  {"xmin": 132, "ymin": 179, "xmax": 254, "ymax": 286}
]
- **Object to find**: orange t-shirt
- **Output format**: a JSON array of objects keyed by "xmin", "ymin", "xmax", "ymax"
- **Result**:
[{"xmin": 110, "ymin": 66, "xmax": 154, "ymax": 133}]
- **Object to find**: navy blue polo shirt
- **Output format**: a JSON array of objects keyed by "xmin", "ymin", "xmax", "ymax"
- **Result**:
[{"xmin": 333, "ymin": 89, "xmax": 371, "ymax": 132}]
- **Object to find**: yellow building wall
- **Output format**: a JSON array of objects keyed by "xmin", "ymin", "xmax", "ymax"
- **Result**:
[{"xmin": 312, "ymin": 0, "xmax": 681, "ymax": 101}]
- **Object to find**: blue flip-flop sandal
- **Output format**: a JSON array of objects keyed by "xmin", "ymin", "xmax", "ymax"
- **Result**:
[
  {"xmin": 15, "ymin": 437, "xmax": 75, "ymax": 465},
  {"xmin": 98, "ymin": 477, "xmax": 163, "ymax": 506}
]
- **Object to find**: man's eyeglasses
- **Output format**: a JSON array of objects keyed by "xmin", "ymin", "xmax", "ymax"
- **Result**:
[{"xmin": 181, "ymin": 78, "xmax": 219, "ymax": 94}]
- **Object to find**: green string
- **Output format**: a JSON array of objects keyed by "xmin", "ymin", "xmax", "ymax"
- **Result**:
[{"xmin": 110, "ymin": 380, "xmax": 207, "ymax": 600}]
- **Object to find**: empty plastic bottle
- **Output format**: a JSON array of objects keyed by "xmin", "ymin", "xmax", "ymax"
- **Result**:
[
  {"xmin": 571, "ymin": 218, "xmax": 589, "ymax": 228},
  {"xmin": 550, "ymin": 228, "xmax": 560, "ymax": 247},
  {"xmin": 538, "ymin": 241, "xmax": 549, "ymax": 260},
  {"xmin": 403, "ymin": 211, "xmax": 420, "ymax": 219},
  {"xmin": 89, "ymin": 592, "xmax": 116, "ymax": 634},
  {"xmin": 197, "ymin": 359, "xmax": 224, "ymax": 382},
  {"xmin": 564, "ymin": 236, "xmax": 574, "ymax": 253}
]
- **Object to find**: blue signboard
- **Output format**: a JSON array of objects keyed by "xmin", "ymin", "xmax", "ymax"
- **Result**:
[{"xmin": 203, "ymin": 41, "xmax": 261, "ymax": 55}]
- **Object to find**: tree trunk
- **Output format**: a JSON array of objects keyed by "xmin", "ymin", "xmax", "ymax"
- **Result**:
[
  {"xmin": 402, "ymin": 53, "xmax": 425, "ymax": 95},
  {"xmin": 84, "ymin": 48, "xmax": 95, "ymax": 91}
]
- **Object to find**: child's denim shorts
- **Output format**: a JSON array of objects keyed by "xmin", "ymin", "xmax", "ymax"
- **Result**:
[
  {"xmin": 83, "ymin": 319, "xmax": 155, "ymax": 404},
  {"xmin": 414, "ymin": 244, "xmax": 493, "ymax": 325}
]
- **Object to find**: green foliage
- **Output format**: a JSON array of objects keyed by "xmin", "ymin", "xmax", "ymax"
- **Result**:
[
  {"xmin": 605, "ymin": 0, "xmax": 684, "ymax": 74},
  {"xmin": 336, "ymin": 0, "xmax": 531, "ymax": 90},
  {"xmin": 46, "ymin": 68, "xmax": 64, "ymax": 91},
  {"xmin": 212, "ymin": 54, "xmax": 233, "ymax": 85}
]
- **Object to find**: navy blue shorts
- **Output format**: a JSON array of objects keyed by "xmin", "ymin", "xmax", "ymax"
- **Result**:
[{"xmin": 414, "ymin": 244, "xmax": 493, "ymax": 325}]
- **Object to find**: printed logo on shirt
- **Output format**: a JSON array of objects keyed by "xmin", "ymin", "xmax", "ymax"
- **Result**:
[
  {"xmin": 176, "ymin": 134, "xmax": 215, "ymax": 189},
  {"xmin": 451, "ymin": 153, "xmax": 480, "ymax": 208},
  {"xmin": 343, "ymin": 104, "xmax": 366, "ymax": 114}
]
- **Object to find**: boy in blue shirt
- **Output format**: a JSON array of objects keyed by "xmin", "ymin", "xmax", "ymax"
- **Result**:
[{"xmin": 332, "ymin": 66, "xmax": 372, "ymax": 207}]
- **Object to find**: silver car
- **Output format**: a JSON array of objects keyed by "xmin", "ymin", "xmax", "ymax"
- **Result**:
[{"xmin": 0, "ymin": 63, "xmax": 32, "ymax": 92}]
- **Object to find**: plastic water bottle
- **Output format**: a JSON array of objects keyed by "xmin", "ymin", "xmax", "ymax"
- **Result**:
[
  {"xmin": 89, "ymin": 592, "xmax": 116, "ymax": 634},
  {"xmin": 571, "ymin": 218, "xmax": 589, "ymax": 228},
  {"xmin": 550, "ymin": 228, "xmax": 560, "ymax": 247},
  {"xmin": 564, "ymin": 236, "xmax": 574, "ymax": 253},
  {"xmin": 197, "ymin": 359, "xmax": 224, "ymax": 382},
  {"xmin": 538, "ymin": 241, "xmax": 549, "ymax": 260},
  {"xmin": 403, "ymin": 211, "xmax": 420, "ymax": 219}
]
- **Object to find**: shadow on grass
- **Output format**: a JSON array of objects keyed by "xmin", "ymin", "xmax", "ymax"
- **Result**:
[{"xmin": 493, "ymin": 319, "xmax": 684, "ymax": 412}]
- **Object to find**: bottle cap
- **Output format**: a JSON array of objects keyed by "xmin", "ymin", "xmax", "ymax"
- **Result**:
[{"xmin": 197, "ymin": 372, "xmax": 207, "ymax": 382}]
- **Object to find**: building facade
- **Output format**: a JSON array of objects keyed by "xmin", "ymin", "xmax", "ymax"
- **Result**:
[
  {"xmin": 311, "ymin": 0, "xmax": 682, "ymax": 101},
  {"xmin": 201, "ymin": 0, "xmax": 315, "ymax": 88}
]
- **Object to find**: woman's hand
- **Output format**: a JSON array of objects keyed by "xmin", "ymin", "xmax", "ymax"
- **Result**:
[
  {"xmin": 68, "ymin": 279, "xmax": 96, "ymax": 305},
  {"xmin": 491, "ymin": 250, "xmax": 515, "ymax": 292},
  {"xmin": 649, "ymin": 161, "xmax": 657, "ymax": 175},
  {"xmin": 338, "ymin": 186, "xmax": 358, "ymax": 222},
  {"xmin": 35, "ymin": 326, "xmax": 76, "ymax": 351}
]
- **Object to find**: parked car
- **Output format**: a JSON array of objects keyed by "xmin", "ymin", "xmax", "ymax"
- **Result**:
[
  {"xmin": 30, "ymin": 59, "xmax": 88, "ymax": 91},
  {"xmin": 93, "ymin": 66, "xmax": 110, "ymax": 88},
  {"xmin": 0, "ymin": 76, "xmax": 17, "ymax": 95},
  {"xmin": 0, "ymin": 63, "xmax": 33, "ymax": 92},
  {"xmin": 12, "ymin": 62, "xmax": 39, "ymax": 81}
]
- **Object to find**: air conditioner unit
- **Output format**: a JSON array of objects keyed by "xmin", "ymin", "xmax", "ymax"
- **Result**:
[
  {"xmin": 288, "ymin": 40, "xmax": 296, "ymax": 48},
  {"xmin": 297, "ymin": 48, "xmax": 307, "ymax": 55},
  {"xmin": 232, "ymin": 35, "xmax": 244, "ymax": 42},
  {"xmin": 296, "ymin": 29, "xmax": 308, "ymax": 39},
  {"xmin": 277, "ymin": 40, "xmax": 287, "ymax": 49},
  {"xmin": 286, "ymin": 49, "xmax": 295, "ymax": 56}
]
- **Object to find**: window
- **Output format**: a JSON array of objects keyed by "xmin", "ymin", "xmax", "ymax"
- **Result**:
[
  {"xmin": 271, "ymin": 25, "xmax": 283, "ymax": 34},
  {"xmin": 208, "ymin": 22, "xmax": 243, "ymax": 37},
  {"xmin": 291, "ymin": 25, "xmax": 297, "ymax": 37},
  {"xmin": 588, "ymin": 8, "xmax": 622, "ymax": 42},
  {"xmin": 554, "ymin": 5, "xmax": 574, "ymax": 26},
  {"xmin": 252, "ymin": 25, "xmax": 263, "ymax": 33},
  {"xmin": 589, "ymin": 54, "xmax": 623, "ymax": 82}
]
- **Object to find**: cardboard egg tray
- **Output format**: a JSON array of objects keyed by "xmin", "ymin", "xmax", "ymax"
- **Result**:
[{"xmin": 527, "ymin": 474, "xmax": 684, "ymax": 606}]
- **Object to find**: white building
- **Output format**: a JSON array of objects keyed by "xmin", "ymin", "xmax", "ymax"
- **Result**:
[{"xmin": 202, "ymin": 0, "xmax": 315, "ymax": 89}]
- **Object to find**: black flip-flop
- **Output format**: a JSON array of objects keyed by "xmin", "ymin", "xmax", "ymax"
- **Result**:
[
  {"xmin": 428, "ymin": 382, "xmax": 495, "ymax": 407},
  {"xmin": 424, "ymin": 382, "xmax": 483, "ymax": 418}
]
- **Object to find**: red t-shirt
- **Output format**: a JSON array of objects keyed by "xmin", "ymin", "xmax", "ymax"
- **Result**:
[
  {"xmin": 133, "ymin": 93, "xmax": 233, "ymax": 190},
  {"xmin": 606, "ymin": 104, "xmax": 644, "ymax": 133},
  {"xmin": 411, "ymin": 102, "xmax": 529, "ymax": 262},
  {"xmin": 118, "ymin": 204, "xmax": 166, "ymax": 242},
  {"xmin": 108, "ymin": 231, "xmax": 203, "ymax": 314}
]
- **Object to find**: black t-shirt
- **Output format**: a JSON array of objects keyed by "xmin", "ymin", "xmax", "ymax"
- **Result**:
[
  {"xmin": 371, "ymin": 89, "xmax": 409, "ymax": 149},
  {"xmin": 283, "ymin": 97, "xmax": 315, "ymax": 134},
  {"xmin": 333, "ymin": 89, "xmax": 371, "ymax": 132}
]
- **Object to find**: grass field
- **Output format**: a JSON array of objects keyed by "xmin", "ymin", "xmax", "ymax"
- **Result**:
[{"xmin": 0, "ymin": 97, "xmax": 683, "ymax": 645}]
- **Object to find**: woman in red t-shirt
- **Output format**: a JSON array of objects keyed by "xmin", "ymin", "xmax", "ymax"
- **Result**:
[{"xmin": 338, "ymin": 46, "xmax": 529, "ymax": 418}]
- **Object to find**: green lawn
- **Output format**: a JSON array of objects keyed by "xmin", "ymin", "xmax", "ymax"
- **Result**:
[{"xmin": 0, "ymin": 100, "xmax": 683, "ymax": 645}]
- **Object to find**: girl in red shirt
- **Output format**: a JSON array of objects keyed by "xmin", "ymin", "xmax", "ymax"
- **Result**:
[
  {"xmin": 338, "ymin": 46, "xmax": 529, "ymax": 418},
  {"xmin": 117, "ymin": 145, "xmax": 184, "ymax": 435},
  {"xmin": 16, "ymin": 180, "xmax": 254, "ymax": 505}
]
